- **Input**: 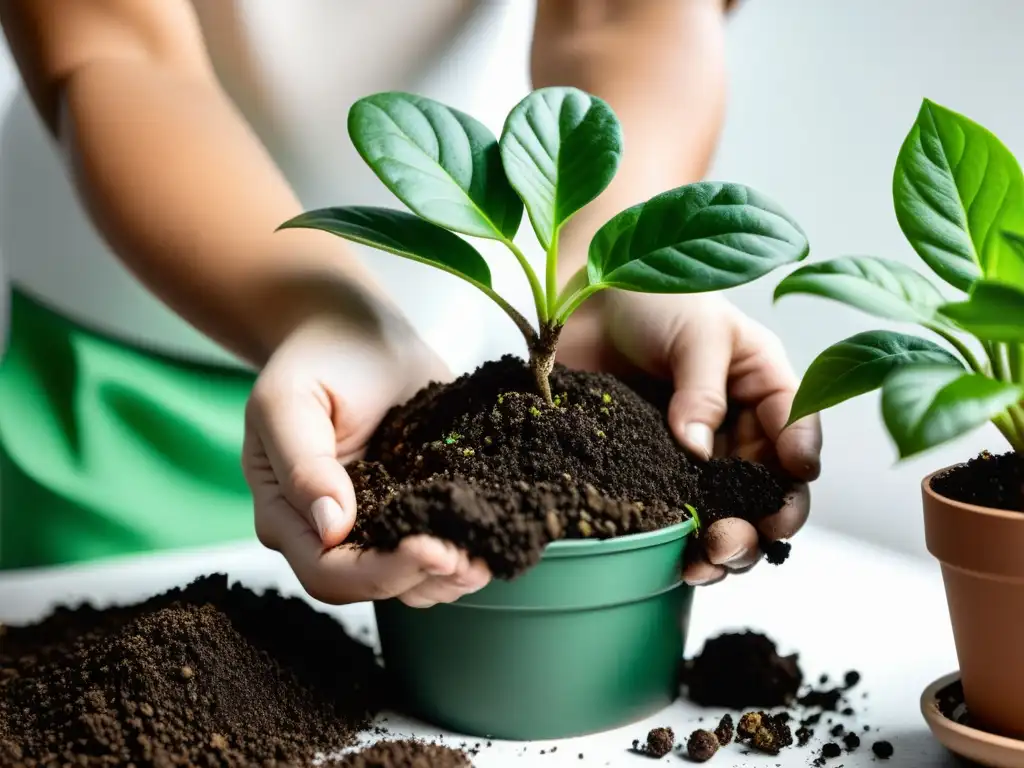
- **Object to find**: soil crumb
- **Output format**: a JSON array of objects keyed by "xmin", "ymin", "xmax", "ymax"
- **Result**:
[
  {"xmin": 338, "ymin": 739, "xmax": 472, "ymax": 767},
  {"xmin": 930, "ymin": 450, "xmax": 1024, "ymax": 512},
  {"xmin": 682, "ymin": 631, "xmax": 803, "ymax": 708},
  {"xmin": 633, "ymin": 726, "xmax": 674, "ymax": 758},
  {"xmin": 686, "ymin": 729, "xmax": 719, "ymax": 762},
  {"xmin": 349, "ymin": 357, "xmax": 794, "ymax": 578},
  {"xmin": 871, "ymin": 740, "xmax": 894, "ymax": 759},
  {"xmin": 0, "ymin": 574, "xmax": 382, "ymax": 767},
  {"xmin": 736, "ymin": 711, "xmax": 793, "ymax": 756},
  {"xmin": 714, "ymin": 713, "xmax": 734, "ymax": 746}
]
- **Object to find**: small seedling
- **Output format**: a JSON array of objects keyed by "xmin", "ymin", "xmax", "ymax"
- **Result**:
[
  {"xmin": 279, "ymin": 88, "xmax": 808, "ymax": 404},
  {"xmin": 775, "ymin": 98, "xmax": 1024, "ymax": 458}
]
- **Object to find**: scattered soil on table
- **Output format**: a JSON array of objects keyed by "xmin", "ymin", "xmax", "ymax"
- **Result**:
[
  {"xmin": 871, "ymin": 739, "xmax": 894, "ymax": 759},
  {"xmin": 930, "ymin": 450, "xmax": 1024, "ymax": 511},
  {"xmin": 676, "ymin": 629, "xmax": 878, "ymax": 763},
  {"xmin": 338, "ymin": 739, "xmax": 472, "ymax": 767},
  {"xmin": 0, "ymin": 574, "xmax": 382, "ymax": 767},
  {"xmin": 632, "ymin": 726, "xmax": 675, "ymax": 758},
  {"xmin": 682, "ymin": 631, "xmax": 803, "ymax": 708},
  {"xmin": 348, "ymin": 357, "xmax": 795, "ymax": 578},
  {"xmin": 686, "ymin": 729, "xmax": 720, "ymax": 761}
]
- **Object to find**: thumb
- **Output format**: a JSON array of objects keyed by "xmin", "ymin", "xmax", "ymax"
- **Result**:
[
  {"xmin": 247, "ymin": 380, "xmax": 358, "ymax": 548},
  {"xmin": 667, "ymin": 325, "xmax": 732, "ymax": 461}
]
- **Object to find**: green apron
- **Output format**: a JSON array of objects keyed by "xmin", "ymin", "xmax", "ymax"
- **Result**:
[{"xmin": 0, "ymin": 288, "xmax": 257, "ymax": 569}]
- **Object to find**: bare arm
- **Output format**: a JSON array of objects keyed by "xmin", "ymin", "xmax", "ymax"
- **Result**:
[
  {"xmin": 531, "ymin": 0, "xmax": 730, "ymax": 280},
  {"xmin": 0, "ymin": 0, "xmax": 393, "ymax": 366}
]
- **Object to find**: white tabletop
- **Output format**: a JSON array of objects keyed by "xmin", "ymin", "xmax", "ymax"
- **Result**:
[{"xmin": 0, "ymin": 525, "xmax": 963, "ymax": 766}]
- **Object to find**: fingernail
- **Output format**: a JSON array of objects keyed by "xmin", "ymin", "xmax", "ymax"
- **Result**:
[
  {"xmin": 686, "ymin": 574, "xmax": 725, "ymax": 587},
  {"xmin": 310, "ymin": 496, "xmax": 343, "ymax": 541},
  {"xmin": 683, "ymin": 423, "xmax": 714, "ymax": 460}
]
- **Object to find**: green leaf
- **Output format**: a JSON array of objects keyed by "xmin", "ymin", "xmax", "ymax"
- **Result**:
[
  {"xmin": 587, "ymin": 182, "xmax": 808, "ymax": 292},
  {"xmin": 278, "ymin": 206, "xmax": 492, "ymax": 287},
  {"xmin": 789, "ymin": 331, "xmax": 963, "ymax": 424},
  {"xmin": 939, "ymin": 279, "xmax": 1024, "ymax": 342},
  {"xmin": 773, "ymin": 256, "xmax": 945, "ymax": 324},
  {"xmin": 348, "ymin": 92, "xmax": 522, "ymax": 240},
  {"xmin": 881, "ymin": 365, "xmax": 1024, "ymax": 458},
  {"xmin": 500, "ymin": 87, "xmax": 623, "ymax": 251},
  {"xmin": 893, "ymin": 98, "xmax": 1024, "ymax": 291}
]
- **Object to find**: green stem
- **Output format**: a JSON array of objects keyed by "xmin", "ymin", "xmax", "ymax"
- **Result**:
[
  {"xmin": 554, "ymin": 265, "xmax": 589, "ymax": 312},
  {"xmin": 502, "ymin": 238, "xmax": 549, "ymax": 325},
  {"xmin": 555, "ymin": 283, "xmax": 606, "ymax": 324},
  {"xmin": 995, "ymin": 410, "xmax": 1024, "ymax": 452},
  {"xmin": 545, "ymin": 230, "xmax": 560, "ymax": 319},
  {"xmin": 1010, "ymin": 344, "xmax": 1024, "ymax": 384},
  {"xmin": 986, "ymin": 341, "xmax": 1009, "ymax": 381},
  {"xmin": 475, "ymin": 282, "xmax": 538, "ymax": 346},
  {"xmin": 925, "ymin": 323, "xmax": 987, "ymax": 374}
]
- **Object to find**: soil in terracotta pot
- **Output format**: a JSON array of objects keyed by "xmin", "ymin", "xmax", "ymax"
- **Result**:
[
  {"xmin": 349, "ymin": 356, "xmax": 795, "ymax": 578},
  {"xmin": 0, "ymin": 574, "xmax": 383, "ymax": 767},
  {"xmin": 930, "ymin": 450, "xmax": 1024, "ymax": 510}
]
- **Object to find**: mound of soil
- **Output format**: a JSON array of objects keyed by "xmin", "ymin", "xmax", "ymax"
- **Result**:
[
  {"xmin": 682, "ymin": 631, "xmax": 803, "ymax": 708},
  {"xmin": 350, "ymin": 356, "xmax": 794, "ymax": 578},
  {"xmin": 930, "ymin": 450, "xmax": 1024, "ymax": 511},
  {"xmin": 0, "ymin": 575, "xmax": 382, "ymax": 767},
  {"xmin": 338, "ymin": 739, "xmax": 472, "ymax": 767}
]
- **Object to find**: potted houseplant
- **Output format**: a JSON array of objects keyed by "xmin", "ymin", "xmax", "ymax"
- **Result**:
[
  {"xmin": 775, "ymin": 97, "xmax": 1024, "ymax": 740},
  {"xmin": 279, "ymin": 87, "xmax": 808, "ymax": 739}
]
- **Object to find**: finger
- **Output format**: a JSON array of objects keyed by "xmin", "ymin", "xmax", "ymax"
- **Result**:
[
  {"xmin": 398, "ymin": 560, "xmax": 491, "ymax": 608},
  {"xmin": 730, "ymin": 325, "xmax": 822, "ymax": 480},
  {"xmin": 683, "ymin": 554, "xmax": 727, "ymax": 586},
  {"xmin": 282, "ymin": 535, "xmax": 464, "ymax": 605},
  {"xmin": 667, "ymin": 324, "xmax": 733, "ymax": 460},
  {"xmin": 757, "ymin": 482, "xmax": 811, "ymax": 540},
  {"xmin": 247, "ymin": 379, "xmax": 357, "ymax": 547},
  {"xmin": 703, "ymin": 517, "xmax": 760, "ymax": 567}
]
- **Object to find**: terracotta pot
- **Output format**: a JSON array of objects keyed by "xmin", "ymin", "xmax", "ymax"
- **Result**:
[{"xmin": 923, "ymin": 468, "xmax": 1024, "ymax": 739}]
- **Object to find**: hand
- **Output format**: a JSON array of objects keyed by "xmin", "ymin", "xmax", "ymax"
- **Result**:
[
  {"xmin": 242, "ymin": 306, "xmax": 492, "ymax": 606},
  {"xmin": 556, "ymin": 290, "xmax": 822, "ymax": 586}
]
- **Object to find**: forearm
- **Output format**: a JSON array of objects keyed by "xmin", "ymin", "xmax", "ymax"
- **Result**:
[
  {"xmin": 59, "ymin": 62, "xmax": 388, "ymax": 366},
  {"xmin": 531, "ymin": 0, "xmax": 729, "ymax": 282}
]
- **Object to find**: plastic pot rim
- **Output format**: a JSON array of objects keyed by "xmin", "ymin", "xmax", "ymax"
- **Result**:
[{"xmin": 538, "ymin": 517, "xmax": 696, "ymax": 559}]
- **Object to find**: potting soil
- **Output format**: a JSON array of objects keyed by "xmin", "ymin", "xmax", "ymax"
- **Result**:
[
  {"xmin": 337, "ymin": 739, "xmax": 472, "ymax": 767},
  {"xmin": 0, "ymin": 574, "xmax": 382, "ymax": 767},
  {"xmin": 350, "ymin": 356, "xmax": 794, "ymax": 577},
  {"xmin": 931, "ymin": 450, "xmax": 1024, "ymax": 511}
]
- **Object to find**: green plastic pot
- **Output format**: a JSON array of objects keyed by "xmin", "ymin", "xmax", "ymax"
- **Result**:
[{"xmin": 374, "ymin": 518, "xmax": 696, "ymax": 740}]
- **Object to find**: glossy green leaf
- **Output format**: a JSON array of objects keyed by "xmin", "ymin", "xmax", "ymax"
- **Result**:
[
  {"xmin": 773, "ymin": 256, "xmax": 945, "ymax": 324},
  {"xmin": 500, "ymin": 87, "xmax": 623, "ymax": 251},
  {"xmin": 278, "ymin": 206, "xmax": 491, "ymax": 287},
  {"xmin": 893, "ymin": 98, "xmax": 1024, "ymax": 291},
  {"xmin": 788, "ymin": 331, "xmax": 963, "ymax": 424},
  {"xmin": 881, "ymin": 365, "xmax": 1024, "ymax": 458},
  {"xmin": 348, "ymin": 92, "xmax": 522, "ymax": 240},
  {"xmin": 587, "ymin": 182, "xmax": 808, "ymax": 292},
  {"xmin": 939, "ymin": 279, "xmax": 1024, "ymax": 342}
]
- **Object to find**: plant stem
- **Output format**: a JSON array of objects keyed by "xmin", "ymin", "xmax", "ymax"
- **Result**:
[
  {"xmin": 1010, "ymin": 343, "xmax": 1024, "ymax": 383},
  {"xmin": 528, "ymin": 322, "xmax": 562, "ymax": 406},
  {"xmin": 986, "ymin": 341, "xmax": 1010, "ymax": 381},
  {"xmin": 995, "ymin": 410, "xmax": 1024, "ymax": 452},
  {"xmin": 555, "ymin": 265, "xmax": 590, "ymax": 311},
  {"xmin": 925, "ymin": 323, "xmax": 987, "ymax": 374},
  {"xmin": 545, "ymin": 230, "xmax": 560, "ymax": 319},
  {"xmin": 477, "ymin": 283, "xmax": 538, "ymax": 346},
  {"xmin": 502, "ymin": 238, "xmax": 549, "ymax": 325},
  {"xmin": 555, "ymin": 283, "xmax": 606, "ymax": 324}
]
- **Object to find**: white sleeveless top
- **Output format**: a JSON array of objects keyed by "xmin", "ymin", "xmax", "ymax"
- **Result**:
[{"xmin": 0, "ymin": 0, "xmax": 536, "ymax": 374}]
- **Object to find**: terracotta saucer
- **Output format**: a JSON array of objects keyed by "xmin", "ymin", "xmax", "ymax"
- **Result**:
[{"xmin": 921, "ymin": 672, "xmax": 1024, "ymax": 768}]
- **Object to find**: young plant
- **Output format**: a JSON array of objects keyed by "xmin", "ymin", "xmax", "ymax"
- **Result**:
[
  {"xmin": 775, "ymin": 98, "xmax": 1024, "ymax": 458},
  {"xmin": 279, "ymin": 88, "xmax": 809, "ymax": 404}
]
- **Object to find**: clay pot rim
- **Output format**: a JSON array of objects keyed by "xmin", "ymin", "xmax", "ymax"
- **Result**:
[{"xmin": 922, "ymin": 463, "xmax": 1024, "ymax": 523}]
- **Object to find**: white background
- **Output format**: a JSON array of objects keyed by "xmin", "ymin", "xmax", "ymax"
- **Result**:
[{"xmin": 0, "ymin": 0, "xmax": 1021, "ymax": 560}]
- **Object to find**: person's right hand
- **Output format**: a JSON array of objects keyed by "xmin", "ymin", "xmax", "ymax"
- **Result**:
[{"xmin": 242, "ymin": 306, "xmax": 492, "ymax": 607}]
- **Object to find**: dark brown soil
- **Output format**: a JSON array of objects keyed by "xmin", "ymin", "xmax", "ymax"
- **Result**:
[
  {"xmin": 349, "ymin": 357, "xmax": 794, "ymax": 578},
  {"xmin": 0, "ymin": 575, "xmax": 382, "ymax": 767},
  {"xmin": 639, "ymin": 726, "xmax": 674, "ymax": 758},
  {"xmin": 681, "ymin": 631, "xmax": 803, "ymax": 708},
  {"xmin": 871, "ymin": 740, "xmax": 894, "ymax": 759},
  {"xmin": 937, "ymin": 679, "xmax": 968, "ymax": 724},
  {"xmin": 686, "ymin": 729, "xmax": 719, "ymax": 761},
  {"xmin": 736, "ymin": 711, "xmax": 793, "ymax": 755},
  {"xmin": 338, "ymin": 739, "xmax": 472, "ymax": 767},
  {"xmin": 930, "ymin": 450, "xmax": 1024, "ymax": 511},
  {"xmin": 713, "ymin": 713, "xmax": 734, "ymax": 746}
]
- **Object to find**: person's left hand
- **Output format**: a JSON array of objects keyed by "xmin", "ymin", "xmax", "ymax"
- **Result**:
[{"xmin": 555, "ymin": 289, "xmax": 822, "ymax": 586}]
